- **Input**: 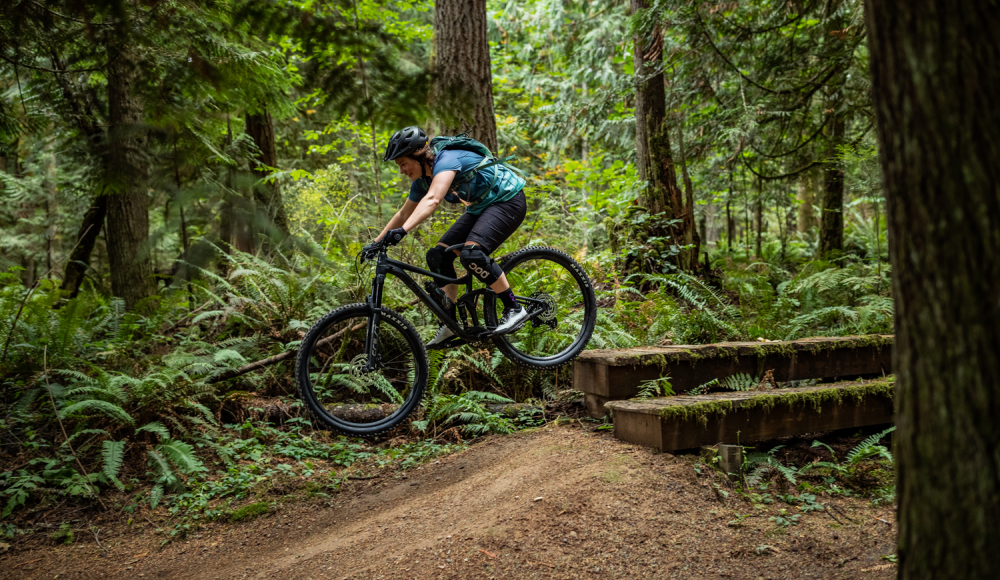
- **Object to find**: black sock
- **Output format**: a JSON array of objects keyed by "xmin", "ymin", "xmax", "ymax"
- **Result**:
[{"xmin": 499, "ymin": 289, "xmax": 519, "ymax": 310}]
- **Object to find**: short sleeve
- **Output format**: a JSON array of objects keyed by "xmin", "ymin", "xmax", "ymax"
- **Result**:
[
  {"xmin": 408, "ymin": 179, "xmax": 426, "ymax": 202},
  {"xmin": 432, "ymin": 150, "xmax": 463, "ymax": 175}
]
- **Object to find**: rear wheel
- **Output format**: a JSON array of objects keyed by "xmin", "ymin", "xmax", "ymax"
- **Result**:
[
  {"xmin": 295, "ymin": 304, "xmax": 427, "ymax": 438},
  {"xmin": 484, "ymin": 247, "xmax": 596, "ymax": 369}
]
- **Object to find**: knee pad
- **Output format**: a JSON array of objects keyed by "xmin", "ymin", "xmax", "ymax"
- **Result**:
[
  {"xmin": 459, "ymin": 244, "xmax": 503, "ymax": 286},
  {"xmin": 426, "ymin": 245, "xmax": 457, "ymax": 285}
]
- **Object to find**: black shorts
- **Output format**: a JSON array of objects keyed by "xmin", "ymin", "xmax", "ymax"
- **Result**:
[{"xmin": 438, "ymin": 190, "xmax": 527, "ymax": 254}]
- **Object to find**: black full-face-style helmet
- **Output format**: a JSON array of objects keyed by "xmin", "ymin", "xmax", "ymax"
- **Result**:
[{"xmin": 383, "ymin": 126, "xmax": 428, "ymax": 162}]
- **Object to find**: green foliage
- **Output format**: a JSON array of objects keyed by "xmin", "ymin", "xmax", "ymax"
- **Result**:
[
  {"xmin": 101, "ymin": 440, "xmax": 126, "ymax": 492},
  {"xmin": 229, "ymin": 502, "xmax": 270, "ymax": 522},
  {"xmin": 413, "ymin": 390, "xmax": 515, "ymax": 437},
  {"xmin": 50, "ymin": 522, "xmax": 74, "ymax": 545},
  {"xmin": 635, "ymin": 377, "xmax": 674, "ymax": 399}
]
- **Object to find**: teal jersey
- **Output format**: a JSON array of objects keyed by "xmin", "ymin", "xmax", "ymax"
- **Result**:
[{"xmin": 409, "ymin": 149, "xmax": 525, "ymax": 216}]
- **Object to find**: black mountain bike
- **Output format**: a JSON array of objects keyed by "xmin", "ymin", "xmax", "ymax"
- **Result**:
[{"xmin": 294, "ymin": 242, "xmax": 597, "ymax": 438}]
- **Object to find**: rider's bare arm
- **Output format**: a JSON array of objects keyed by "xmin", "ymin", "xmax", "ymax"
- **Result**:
[
  {"xmin": 401, "ymin": 170, "xmax": 455, "ymax": 232},
  {"xmin": 375, "ymin": 170, "xmax": 457, "ymax": 241},
  {"xmin": 375, "ymin": 198, "xmax": 418, "ymax": 241}
]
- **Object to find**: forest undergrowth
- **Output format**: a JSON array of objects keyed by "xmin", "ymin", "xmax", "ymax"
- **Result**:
[{"xmin": 0, "ymin": 194, "xmax": 893, "ymax": 544}]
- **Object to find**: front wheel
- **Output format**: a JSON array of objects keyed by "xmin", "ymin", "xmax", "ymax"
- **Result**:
[
  {"xmin": 295, "ymin": 304, "xmax": 428, "ymax": 438},
  {"xmin": 484, "ymin": 247, "xmax": 596, "ymax": 369}
]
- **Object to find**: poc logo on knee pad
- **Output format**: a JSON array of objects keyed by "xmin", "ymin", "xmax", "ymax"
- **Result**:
[
  {"xmin": 469, "ymin": 264, "xmax": 491, "ymax": 279},
  {"xmin": 460, "ymin": 245, "xmax": 502, "ymax": 285}
]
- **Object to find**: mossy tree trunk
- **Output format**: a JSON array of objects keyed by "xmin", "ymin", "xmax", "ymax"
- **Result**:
[
  {"xmin": 865, "ymin": 0, "xmax": 1000, "ymax": 577},
  {"xmin": 630, "ymin": 0, "xmax": 688, "ymax": 271},
  {"xmin": 432, "ymin": 0, "xmax": 498, "ymax": 151}
]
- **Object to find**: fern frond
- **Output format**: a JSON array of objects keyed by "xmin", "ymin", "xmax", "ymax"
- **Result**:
[{"xmin": 101, "ymin": 440, "xmax": 126, "ymax": 491}]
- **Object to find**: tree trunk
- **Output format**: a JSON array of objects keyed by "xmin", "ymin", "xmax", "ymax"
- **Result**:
[
  {"xmin": 50, "ymin": 53, "xmax": 107, "ymax": 297},
  {"xmin": 755, "ymin": 178, "xmax": 763, "ymax": 258},
  {"xmin": 632, "ymin": 0, "xmax": 682, "ymax": 219},
  {"xmin": 432, "ymin": 0, "xmax": 498, "ymax": 151},
  {"xmin": 245, "ymin": 107, "xmax": 290, "ymax": 237},
  {"xmin": 676, "ymin": 120, "xmax": 701, "ymax": 271},
  {"xmin": 727, "ymin": 168, "xmax": 734, "ymax": 251},
  {"xmin": 796, "ymin": 170, "xmax": 816, "ymax": 234},
  {"xmin": 60, "ymin": 195, "xmax": 106, "ymax": 298},
  {"xmin": 819, "ymin": 115, "xmax": 845, "ymax": 257},
  {"xmin": 865, "ymin": 1, "xmax": 1000, "ymax": 578},
  {"xmin": 105, "ymin": 44, "xmax": 154, "ymax": 310},
  {"xmin": 630, "ymin": 0, "xmax": 686, "ymax": 273}
]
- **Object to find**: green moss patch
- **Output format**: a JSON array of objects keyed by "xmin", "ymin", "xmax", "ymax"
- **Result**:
[
  {"xmin": 625, "ymin": 335, "xmax": 893, "ymax": 368},
  {"xmin": 230, "ymin": 501, "xmax": 269, "ymax": 522},
  {"xmin": 655, "ymin": 380, "xmax": 895, "ymax": 426}
]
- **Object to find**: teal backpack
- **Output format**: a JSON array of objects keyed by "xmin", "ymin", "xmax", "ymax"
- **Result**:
[{"xmin": 417, "ymin": 132, "xmax": 524, "ymax": 203}]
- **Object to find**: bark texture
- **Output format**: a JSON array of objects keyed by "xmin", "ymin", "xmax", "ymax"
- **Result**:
[
  {"xmin": 676, "ymin": 121, "xmax": 701, "ymax": 270},
  {"xmin": 796, "ymin": 170, "xmax": 816, "ymax": 234},
  {"xmin": 865, "ymin": 1, "xmax": 1000, "ymax": 578},
  {"xmin": 631, "ymin": 0, "xmax": 682, "ymax": 220},
  {"xmin": 105, "ymin": 45, "xmax": 154, "ymax": 310},
  {"xmin": 59, "ymin": 195, "xmax": 106, "ymax": 298},
  {"xmin": 433, "ymin": 0, "xmax": 498, "ymax": 151},
  {"xmin": 246, "ymin": 107, "xmax": 290, "ymax": 237},
  {"xmin": 51, "ymin": 53, "xmax": 108, "ymax": 298},
  {"xmin": 819, "ymin": 115, "xmax": 845, "ymax": 257}
]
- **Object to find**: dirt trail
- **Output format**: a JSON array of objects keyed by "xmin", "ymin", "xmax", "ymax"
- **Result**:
[{"xmin": 3, "ymin": 426, "xmax": 897, "ymax": 580}]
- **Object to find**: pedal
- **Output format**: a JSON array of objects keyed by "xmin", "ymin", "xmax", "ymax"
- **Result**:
[{"xmin": 466, "ymin": 325, "xmax": 492, "ymax": 340}]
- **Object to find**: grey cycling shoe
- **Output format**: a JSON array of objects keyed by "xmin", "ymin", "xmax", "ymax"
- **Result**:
[
  {"xmin": 494, "ymin": 305, "xmax": 529, "ymax": 335},
  {"xmin": 426, "ymin": 325, "xmax": 456, "ymax": 347}
]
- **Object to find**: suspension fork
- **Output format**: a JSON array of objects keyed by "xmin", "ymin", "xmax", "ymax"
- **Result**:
[{"xmin": 364, "ymin": 270, "xmax": 386, "ymax": 371}]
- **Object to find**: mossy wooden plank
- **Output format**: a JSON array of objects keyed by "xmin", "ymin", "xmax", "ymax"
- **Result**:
[
  {"xmin": 574, "ymin": 335, "xmax": 893, "ymax": 418},
  {"xmin": 606, "ymin": 380, "xmax": 894, "ymax": 451}
]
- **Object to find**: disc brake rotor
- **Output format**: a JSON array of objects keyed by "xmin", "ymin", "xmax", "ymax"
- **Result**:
[{"xmin": 348, "ymin": 353, "xmax": 377, "ymax": 388}]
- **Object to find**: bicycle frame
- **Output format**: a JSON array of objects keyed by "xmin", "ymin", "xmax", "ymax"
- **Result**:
[{"xmin": 362, "ymin": 244, "xmax": 545, "ymax": 365}]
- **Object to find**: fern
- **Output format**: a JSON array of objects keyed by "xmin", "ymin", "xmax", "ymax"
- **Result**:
[
  {"xmin": 149, "ymin": 484, "xmax": 165, "ymax": 510},
  {"xmin": 137, "ymin": 421, "xmax": 171, "ymax": 440},
  {"xmin": 635, "ymin": 377, "xmax": 673, "ymax": 399},
  {"xmin": 101, "ymin": 440, "xmax": 126, "ymax": 491},
  {"xmin": 60, "ymin": 400, "xmax": 134, "ymax": 426},
  {"xmin": 159, "ymin": 439, "xmax": 206, "ymax": 476},
  {"xmin": 720, "ymin": 373, "xmax": 758, "ymax": 392},
  {"xmin": 846, "ymin": 426, "xmax": 895, "ymax": 465},
  {"xmin": 744, "ymin": 446, "xmax": 799, "ymax": 487}
]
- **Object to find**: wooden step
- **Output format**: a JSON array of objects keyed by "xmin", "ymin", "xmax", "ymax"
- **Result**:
[
  {"xmin": 573, "ymin": 335, "xmax": 892, "ymax": 418},
  {"xmin": 605, "ymin": 379, "xmax": 894, "ymax": 452}
]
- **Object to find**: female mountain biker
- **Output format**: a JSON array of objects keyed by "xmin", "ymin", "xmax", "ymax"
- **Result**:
[{"xmin": 368, "ymin": 126, "xmax": 529, "ymax": 347}]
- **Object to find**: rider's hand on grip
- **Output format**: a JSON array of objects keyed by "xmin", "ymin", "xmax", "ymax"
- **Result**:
[
  {"xmin": 360, "ymin": 240, "xmax": 383, "ymax": 262},
  {"xmin": 384, "ymin": 227, "xmax": 407, "ymax": 247}
]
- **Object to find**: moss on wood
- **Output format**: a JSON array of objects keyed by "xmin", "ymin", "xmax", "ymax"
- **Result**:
[
  {"xmin": 653, "ymin": 379, "xmax": 895, "ymax": 427},
  {"xmin": 625, "ymin": 335, "xmax": 893, "ymax": 367}
]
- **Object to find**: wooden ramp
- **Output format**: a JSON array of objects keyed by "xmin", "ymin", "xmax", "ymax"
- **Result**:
[
  {"xmin": 605, "ymin": 380, "xmax": 894, "ymax": 452},
  {"xmin": 573, "ymin": 335, "xmax": 893, "ymax": 418}
]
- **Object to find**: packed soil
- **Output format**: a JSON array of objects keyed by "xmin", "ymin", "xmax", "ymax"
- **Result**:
[{"xmin": 1, "ymin": 424, "xmax": 897, "ymax": 580}]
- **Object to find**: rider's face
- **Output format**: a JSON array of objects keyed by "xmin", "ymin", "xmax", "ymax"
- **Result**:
[{"xmin": 394, "ymin": 157, "xmax": 423, "ymax": 181}]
